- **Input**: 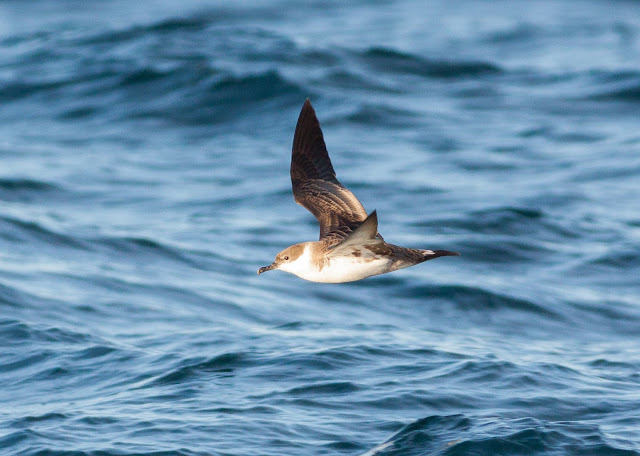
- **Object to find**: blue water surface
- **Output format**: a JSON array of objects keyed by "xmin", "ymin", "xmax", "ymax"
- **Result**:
[{"xmin": 1, "ymin": 1, "xmax": 640, "ymax": 455}]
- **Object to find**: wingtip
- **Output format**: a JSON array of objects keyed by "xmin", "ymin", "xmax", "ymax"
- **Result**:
[
  {"xmin": 301, "ymin": 98, "xmax": 314, "ymax": 113},
  {"xmin": 360, "ymin": 210, "xmax": 379, "ymax": 233}
]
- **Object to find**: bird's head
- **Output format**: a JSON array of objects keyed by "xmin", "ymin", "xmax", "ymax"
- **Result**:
[{"xmin": 257, "ymin": 243, "xmax": 306, "ymax": 275}]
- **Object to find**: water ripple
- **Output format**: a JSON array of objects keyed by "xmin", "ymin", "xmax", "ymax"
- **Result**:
[{"xmin": 359, "ymin": 47, "xmax": 502, "ymax": 78}]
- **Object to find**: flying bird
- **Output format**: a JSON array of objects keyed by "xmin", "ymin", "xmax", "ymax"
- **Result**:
[{"xmin": 258, "ymin": 99, "xmax": 459, "ymax": 283}]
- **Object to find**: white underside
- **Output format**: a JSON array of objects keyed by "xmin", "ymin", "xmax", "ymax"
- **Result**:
[{"xmin": 278, "ymin": 244, "xmax": 393, "ymax": 283}]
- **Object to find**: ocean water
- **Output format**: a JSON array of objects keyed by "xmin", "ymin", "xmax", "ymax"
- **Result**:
[{"xmin": 1, "ymin": 0, "xmax": 640, "ymax": 454}]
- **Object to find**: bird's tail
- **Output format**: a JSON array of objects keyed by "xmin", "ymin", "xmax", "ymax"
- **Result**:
[
  {"xmin": 420, "ymin": 249, "xmax": 460, "ymax": 261},
  {"xmin": 389, "ymin": 246, "xmax": 460, "ymax": 272}
]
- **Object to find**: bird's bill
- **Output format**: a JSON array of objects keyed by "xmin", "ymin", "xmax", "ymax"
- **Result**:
[{"xmin": 257, "ymin": 263, "xmax": 277, "ymax": 275}]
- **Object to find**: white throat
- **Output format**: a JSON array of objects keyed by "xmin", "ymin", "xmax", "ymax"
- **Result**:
[{"xmin": 277, "ymin": 243, "xmax": 317, "ymax": 277}]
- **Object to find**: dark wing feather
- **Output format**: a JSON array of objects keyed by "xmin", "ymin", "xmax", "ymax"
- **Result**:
[
  {"xmin": 327, "ymin": 210, "xmax": 388, "ymax": 256},
  {"xmin": 291, "ymin": 99, "xmax": 369, "ymax": 240}
]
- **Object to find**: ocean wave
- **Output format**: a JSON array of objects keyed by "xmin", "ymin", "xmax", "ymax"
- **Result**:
[
  {"xmin": 0, "ymin": 282, "xmax": 71, "ymax": 317},
  {"xmin": 0, "ymin": 283, "xmax": 30, "ymax": 308},
  {"xmin": 0, "ymin": 79, "xmax": 67, "ymax": 104},
  {"xmin": 0, "ymin": 215, "xmax": 87, "ymax": 249},
  {"xmin": 91, "ymin": 235, "xmax": 214, "ymax": 270},
  {"xmin": 395, "ymin": 284, "xmax": 559, "ymax": 318},
  {"xmin": 1, "ymin": 21, "xmax": 307, "ymax": 127},
  {"xmin": 569, "ymin": 159, "xmax": 640, "ymax": 182},
  {"xmin": 552, "ymin": 69, "xmax": 640, "ymax": 103},
  {"xmin": 0, "ymin": 212, "xmax": 229, "ymax": 273},
  {"xmin": 344, "ymin": 103, "xmax": 419, "ymax": 127},
  {"xmin": 285, "ymin": 381, "xmax": 361, "ymax": 396},
  {"xmin": 362, "ymin": 415, "xmax": 640, "ymax": 456},
  {"xmin": 206, "ymin": 70, "xmax": 305, "ymax": 106},
  {"xmin": 0, "ymin": 178, "xmax": 60, "ymax": 192},
  {"xmin": 80, "ymin": 16, "xmax": 214, "ymax": 46},
  {"xmin": 10, "ymin": 412, "xmax": 68, "ymax": 428},
  {"xmin": 361, "ymin": 415, "xmax": 471, "ymax": 456},
  {"xmin": 589, "ymin": 245, "xmax": 640, "ymax": 270},
  {"xmin": 117, "ymin": 69, "xmax": 306, "ymax": 126},
  {"xmin": 359, "ymin": 47, "xmax": 502, "ymax": 79},
  {"xmin": 482, "ymin": 23, "xmax": 542, "ymax": 44},
  {"xmin": 414, "ymin": 206, "xmax": 579, "ymax": 239},
  {"xmin": 587, "ymin": 79, "xmax": 640, "ymax": 102},
  {"xmin": 142, "ymin": 352, "xmax": 250, "ymax": 387},
  {"xmin": 568, "ymin": 244, "xmax": 640, "ymax": 286},
  {"xmin": 0, "ymin": 319, "xmax": 90, "ymax": 345},
  {"xmin": 319, "ymin": 69, "xmax": 400, "ymax": 93}
]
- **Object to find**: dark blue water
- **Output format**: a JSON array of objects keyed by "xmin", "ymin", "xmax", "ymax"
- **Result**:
[{"xmin": 1, "ymin": 1, "xmax": 640, "ymax": 455}]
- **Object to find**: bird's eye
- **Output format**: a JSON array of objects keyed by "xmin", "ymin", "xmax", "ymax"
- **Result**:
[{"xmin": 283, "ymin": 256, "xmax": 289, "ymax": 261}]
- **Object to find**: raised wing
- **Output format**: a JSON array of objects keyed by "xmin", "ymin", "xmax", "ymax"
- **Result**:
[{"xmin": 290, "ymin": 99, "xmax": 369, "ymax": 240}]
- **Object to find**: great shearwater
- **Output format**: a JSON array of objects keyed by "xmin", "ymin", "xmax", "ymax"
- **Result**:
[{"xmin": 258, "ymin": 99, "xmax": 459, "ymax": 283}]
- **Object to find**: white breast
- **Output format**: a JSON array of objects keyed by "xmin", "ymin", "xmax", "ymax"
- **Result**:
[{"xmin": 279, "ymin": 244, "xmax": 392, "ymax": 283}]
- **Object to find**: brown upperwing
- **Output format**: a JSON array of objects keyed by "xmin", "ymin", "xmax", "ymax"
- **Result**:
[{"xmin": 290, "ymin": 99, "xmax": 369, "ymax": 241}]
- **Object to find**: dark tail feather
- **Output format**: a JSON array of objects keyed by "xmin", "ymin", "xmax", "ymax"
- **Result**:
[
  {"xmin": 389, "ymin": 247, "xmax": 460, "ymax": 272},
  {"xmin": 421, "ymin": 249, "xmax": 460, "ymax": 262}
]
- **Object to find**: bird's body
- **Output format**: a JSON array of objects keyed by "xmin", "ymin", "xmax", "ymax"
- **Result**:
[
  {"xmin": 275, "ymin": 242, "xmax": 392, "ymax": 284},
  {"xmin": 258, "ymin": 99, "xmax": 458, "ymax": 283},
  {"xmin": 274, "ymin": 241, "xmax": 452, "ymax": 284}
]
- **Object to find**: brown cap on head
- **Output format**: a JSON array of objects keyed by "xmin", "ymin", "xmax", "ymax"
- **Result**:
[{"xmin": 257, "ymin": 243, "xmax": 306, "ymax": 275}]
